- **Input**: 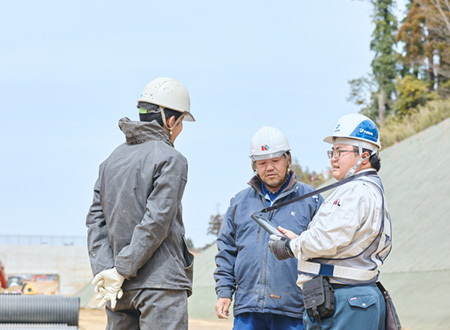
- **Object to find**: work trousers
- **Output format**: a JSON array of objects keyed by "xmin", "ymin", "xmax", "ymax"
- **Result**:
[
  {"xmin": 233, "ymin": 312, "xmax": 304, "ymax": 330},
  {"xmin": 105, "ymin": 288, "xmax": 188, "ymax": 330},
  {"xmin": 303, "ymin": 284, "xmax": 385, "ymax": 330}
]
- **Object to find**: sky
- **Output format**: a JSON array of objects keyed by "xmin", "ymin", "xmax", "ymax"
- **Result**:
[{"xmin": 0, "ymin": 0, "xmax": 407, "ymax": 248}]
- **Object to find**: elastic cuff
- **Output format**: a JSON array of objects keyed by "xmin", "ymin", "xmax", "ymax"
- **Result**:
[{"xmin": 217, "ymin": 291, "xmax": 233, "ymax": 300}]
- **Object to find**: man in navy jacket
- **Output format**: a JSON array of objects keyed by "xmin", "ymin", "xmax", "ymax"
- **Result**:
[{"xmin": 214, "ymin": 126, "xmax": 323, "ymax": 330}]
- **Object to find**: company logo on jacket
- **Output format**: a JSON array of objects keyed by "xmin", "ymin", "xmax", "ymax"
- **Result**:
[{"xmin": 333, "ymin": 199, "xmax": 341, "ymax": 207}]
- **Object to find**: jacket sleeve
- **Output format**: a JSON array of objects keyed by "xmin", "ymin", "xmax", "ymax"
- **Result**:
[
  {"xmin": 292, "ymin": 185, "xmax": 367, "ymax": 260},
  {"xmin": 86, "ymin": 175, "xmax": 114, "ymax": 276},
  {"xmin": 214, "ymin": 201, "xmax": 237, "ymax": 300},
  {"xmin": 114, "ymin": 154, "xmax": 188, "ymax": 279}
]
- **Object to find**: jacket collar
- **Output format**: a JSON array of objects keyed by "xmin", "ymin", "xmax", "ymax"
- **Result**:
[{"xmin": 118, "ymin": 117, "xmax": 173, "ymax": 146}]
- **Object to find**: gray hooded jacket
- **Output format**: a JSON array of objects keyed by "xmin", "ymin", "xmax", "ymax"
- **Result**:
[{"xmin": 86, "ymin": 118, "xmax": 193, "ymax": 294}]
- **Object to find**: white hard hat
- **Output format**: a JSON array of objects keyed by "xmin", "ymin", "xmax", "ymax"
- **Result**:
[
  {"xmin": 137, "ymin": 77, "xmax": 195, "ymax": 121},
  {"xmin": 249, "ymin": 126, "xmax": 291, "ymax": 161},
  {"xmin": 324, "ymin": 113, "xmax": 381, "ymax": 149}
]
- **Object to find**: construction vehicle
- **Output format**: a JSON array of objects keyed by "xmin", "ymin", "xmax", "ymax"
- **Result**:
[{"xmin": 0, "ymin": 260, "xmax": 6, "ymax": 289}]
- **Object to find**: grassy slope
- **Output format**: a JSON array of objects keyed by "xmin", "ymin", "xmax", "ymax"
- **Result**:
[{"xmin": 190, "ymin": 117, "xmax": 450, "ymax": 329}]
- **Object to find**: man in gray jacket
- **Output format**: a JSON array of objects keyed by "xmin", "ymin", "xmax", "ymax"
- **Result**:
[
  {"xmin": 214, "ymin": 126, "xmax": 323, "ymax": 330},
  {"xmin": 86, "ymin": 77, "xmax": 195, "ymax": 330}
]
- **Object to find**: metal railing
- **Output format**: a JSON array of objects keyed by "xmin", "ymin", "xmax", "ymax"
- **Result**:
[{"xmin": 0, "ymin": 235, "xmax": 86, "ymax": 246}]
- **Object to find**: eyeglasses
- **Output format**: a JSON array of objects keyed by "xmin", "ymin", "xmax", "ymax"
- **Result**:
[{"xmin": 327, "ymin": 149, "xmax": 358, "ymax": 159}]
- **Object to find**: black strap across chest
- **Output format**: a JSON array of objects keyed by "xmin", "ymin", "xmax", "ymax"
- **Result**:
[{"xmin": 259, "ymin": 170, "xmax": 378, "ymax": 213}]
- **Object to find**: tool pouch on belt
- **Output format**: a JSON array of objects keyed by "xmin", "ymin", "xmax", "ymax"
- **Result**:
[
  {"xmin": 376, "ymin": 282, "xmax": 402, "ymax": 330},
  {"xmin": 302, "ymin": 276, "xmax": 335, "ymax": 320}
]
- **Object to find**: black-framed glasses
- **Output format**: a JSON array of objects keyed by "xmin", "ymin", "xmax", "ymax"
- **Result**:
[{"xmin": 327, "ymin": 149, "xmax": 358, "ymax": 159}]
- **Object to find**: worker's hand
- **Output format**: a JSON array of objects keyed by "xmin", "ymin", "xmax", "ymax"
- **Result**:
[
  {"xmin": 92, "ymin": 267, "xmax": 125, "ymax": 309},
  {"xmin": 277, "ymin": 226, "xmax": 298, "ymax": 240},
  {"xmin": 215, "ymin": 297, "xmax": 231, "ymax": 319},
  {"xmin": 268, "ymin": 235, "xmax": 294, "ymax": 260}
]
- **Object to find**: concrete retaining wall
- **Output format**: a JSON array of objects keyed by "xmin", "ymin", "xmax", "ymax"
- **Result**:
[{"xmin": 0, "ymin": 245, "xmax": 92, "ymax": 296}]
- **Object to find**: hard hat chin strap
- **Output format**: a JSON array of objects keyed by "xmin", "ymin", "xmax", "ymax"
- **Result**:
[
  {"xmin": 158, "ymin": 107, "xmax": 171, "ymax": 135},
  {"xmin": 344, "ymin": 146, "xmax": 379, "ymax": 179},
  {"xmin": 157, "ymin": 106, "xmax": 184, "ymax": 136}
]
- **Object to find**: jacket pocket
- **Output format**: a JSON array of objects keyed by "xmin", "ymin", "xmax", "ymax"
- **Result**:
[{"xmin": 347, "ymin": 295, "xmax": 377, "ymax": 309}]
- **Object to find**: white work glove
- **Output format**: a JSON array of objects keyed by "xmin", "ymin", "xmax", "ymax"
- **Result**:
[
  {"xmin": 92, "ymin": 267, "xmax": 125, "ymax": 309},
  {"xmin": 268, "ymin": 235, "xmax": 294, "ymax": 260}
]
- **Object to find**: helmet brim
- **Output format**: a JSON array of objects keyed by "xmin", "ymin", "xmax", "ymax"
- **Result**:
[
  {"xmin": 250, "ymin": 150, "xmax": 289, "ymax": 161},
  {"xmin": 323, "ymin": 135, "xmax": 381, "ymax": 150},
  {"xmin": 183, "ymin": 112, "xmax": 195, "ymax": 122}
]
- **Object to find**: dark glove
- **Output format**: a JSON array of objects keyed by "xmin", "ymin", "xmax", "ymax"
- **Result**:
[{"xmin": 268, "ymin": 235, "xmax": 294, "ymax": 260}]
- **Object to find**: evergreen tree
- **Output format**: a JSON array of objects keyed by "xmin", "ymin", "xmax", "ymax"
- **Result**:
[
  {"xmin": 207, "ymin": 212, "xmax": 223, "ymax": 237},
  {"xmin": 370, "ymin": 0, "xmax": 399, "ymax": 125}
]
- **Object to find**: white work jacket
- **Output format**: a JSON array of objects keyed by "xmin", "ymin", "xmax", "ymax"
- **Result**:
[{"xmin": 290, "ymin": 169, "xmax": 392, "ymax": 286}]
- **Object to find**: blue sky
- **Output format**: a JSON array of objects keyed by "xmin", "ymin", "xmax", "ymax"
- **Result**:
[{"xmin": 0, "ymin": 0, "xmax": 407, "ymax": 248}]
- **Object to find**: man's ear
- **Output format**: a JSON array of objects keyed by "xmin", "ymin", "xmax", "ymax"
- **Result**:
[
  {"xmin": 166, "ymin": 115, "xmax": 176, "ymax": 129},
  {"xmin": 287, "ymin": 153, "xmax": 292, "ymax": 167},
  {"xmin": 361, "ymin": 151, "xmax": 371, "ymax": 164}
]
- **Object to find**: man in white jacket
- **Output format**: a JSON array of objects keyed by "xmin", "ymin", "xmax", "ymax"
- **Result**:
[{"xmin": 269, "ymin": 113, "xmax": 392, "ymax": 330}]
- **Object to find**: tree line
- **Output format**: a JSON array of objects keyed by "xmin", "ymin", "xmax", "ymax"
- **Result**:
[
  {"xmin": 202, "ymin": 0, "xmax": 450, "ymax": 247},
  {"xmin": 349, "ymin": 0, "xmax": 450, "ymax": 123}
]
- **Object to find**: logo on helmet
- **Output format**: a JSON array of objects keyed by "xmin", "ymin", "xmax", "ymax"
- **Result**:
[
  {"xmin": 359, "ymin": 128, "xmax": 374, "ymax": 136},
  {"xmin": 261, "ymin": 145, "xmax": 270, "ymax": 151},
  {"xmin": 334, "ymin": 124, "xmax": 341, "ymax": 132}
]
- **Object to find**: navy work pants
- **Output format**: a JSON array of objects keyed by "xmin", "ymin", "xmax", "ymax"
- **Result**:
[
  {"xmin": 233, "ymin": 312, "xmax": 304, "ymax": 330},
  {"xmin": 303, "ymin": 284, "xmax": 385, "ymax": 330}
]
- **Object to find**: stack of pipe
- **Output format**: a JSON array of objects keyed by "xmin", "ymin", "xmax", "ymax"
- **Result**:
[{"xmin": 0, "ymin": 295, "xmax": 79, "ymax": 329}]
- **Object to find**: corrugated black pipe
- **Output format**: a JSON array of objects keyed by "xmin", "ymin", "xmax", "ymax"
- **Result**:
[
  {"xmin": 0, "ymin": 324, "xmax": 78, "ymax": 329},
  {"xmin": 0, "ymin": 295, "xmax": 79, "ymax": 326}
]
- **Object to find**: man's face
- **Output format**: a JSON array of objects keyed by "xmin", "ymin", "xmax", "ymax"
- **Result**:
[
  {"xmin": 255, "ymin": 155, "xmax": 289, "ymax": 193},
  {"xmin": 330, "ymin": 144, "xmax": 360, "ymax": 181}
]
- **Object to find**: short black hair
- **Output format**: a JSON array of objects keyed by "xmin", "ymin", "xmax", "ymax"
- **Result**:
[
  {"xmin": 137, "ymin": 102, "xmax": 183, "ymax": 126},
  {"xmin": 353, "ymin": 146, "xmax": 381, "ymax": 171}
]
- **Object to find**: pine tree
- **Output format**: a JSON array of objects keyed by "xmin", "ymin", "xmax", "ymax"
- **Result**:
[{"xmin": 370, "ymin": 0, "xmax": 399, "ymax": 125}]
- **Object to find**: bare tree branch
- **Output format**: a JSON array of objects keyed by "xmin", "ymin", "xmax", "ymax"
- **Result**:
[{"xmin": 430, "ymin": 0, "xmax": 450, "ymax": 33}]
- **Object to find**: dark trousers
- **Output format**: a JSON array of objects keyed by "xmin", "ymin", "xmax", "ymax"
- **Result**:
[{"xmin": 105, "ymin": 288, "xmax": 188, "ymax": 330}]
